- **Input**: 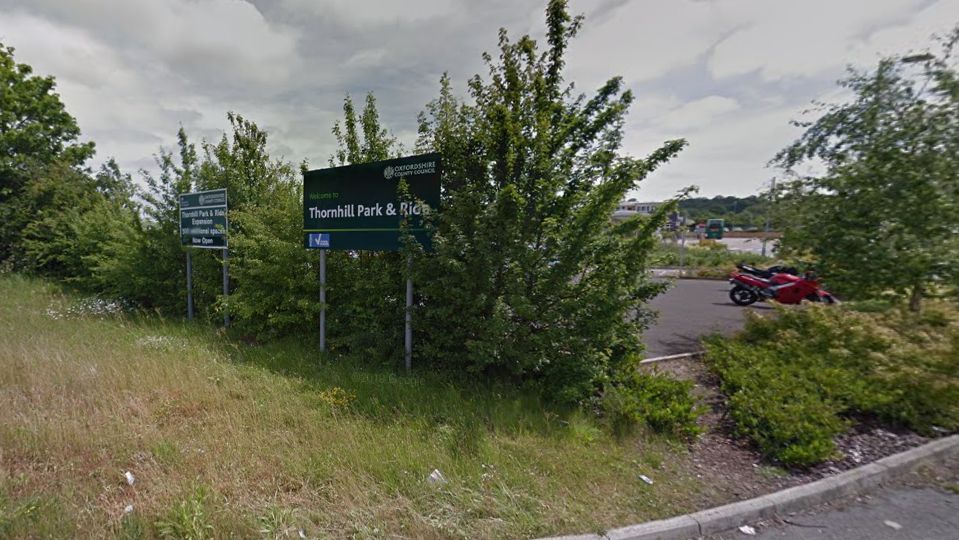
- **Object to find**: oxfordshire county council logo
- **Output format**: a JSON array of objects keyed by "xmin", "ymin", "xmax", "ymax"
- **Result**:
[{"xmin": 383, "ymin": 166, "xmax": 395, "ymax": 179}]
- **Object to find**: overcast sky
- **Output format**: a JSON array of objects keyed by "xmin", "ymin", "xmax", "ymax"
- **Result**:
[{"xmin": 1, "ymin": 0, "xmax": 956, "ymax": 200}]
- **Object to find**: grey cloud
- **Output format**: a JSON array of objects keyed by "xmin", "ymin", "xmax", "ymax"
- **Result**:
[
  {"xmin": 87, "ymin": 128, "xmax": 163, "ymax": 145},
  {"xmin": 2, "ymin": 0, "xmax": 955, "ymax": 201}
]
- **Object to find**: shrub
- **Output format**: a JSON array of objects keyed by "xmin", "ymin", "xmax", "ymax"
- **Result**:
[
  {"xmin": 707, "ymin": 339, "xmax": 848, "ymax": 465},
  {"xmin": 601, "ymin": 370, "xmax": 701, "ymax": 440},
  {"xmin": 410, "ymin": 3, "xmax": 687, "ymax": 404},
  {"xmin": 227, "ymin": 179, "xmax": 322, "ymax": 340},
  {"xmin": 706, "ymin": 303, "xmax": 959, "ymax": 467}
]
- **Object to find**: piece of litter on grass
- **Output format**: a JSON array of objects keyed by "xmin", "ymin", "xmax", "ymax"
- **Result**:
[
  {"xmin": 123, "ymin": 471, "xmax": 135, "ymax": 486},
  {"xmin": 739, "ymin": 525, "xmax": 756, "ymax": 535},
  {"xmin": 884, "ymin": 520, "xmax": 902, "ymax": 530},
  {"xmin": 639, "ymin": 474, "xmax": 654, "ymax": 485},
  {"xmin": 428, "ymin": 469, "xmax": 447, "ymax": 484},
  {"xmin": 124, "ymin": 505, "xmax": 134, "ymax": 514},
  {"xmin": 298, "ymin": 529, "xmax": 306, "ymax": 539}
]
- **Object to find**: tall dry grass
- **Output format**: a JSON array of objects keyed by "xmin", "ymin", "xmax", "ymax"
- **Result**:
[{"xmin": 0, "ymin": 274, "xmax": 701, "ymax": 538}]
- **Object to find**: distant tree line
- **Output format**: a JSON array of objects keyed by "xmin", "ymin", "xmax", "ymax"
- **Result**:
[{"xmin": 677, "ymin": 195, "xmax": 767, "ymax": 229}]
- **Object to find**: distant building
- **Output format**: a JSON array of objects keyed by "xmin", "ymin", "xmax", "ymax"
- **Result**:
[{"xmin": 613, "ymin": 199, "xmax": 661, "ymax": 221}]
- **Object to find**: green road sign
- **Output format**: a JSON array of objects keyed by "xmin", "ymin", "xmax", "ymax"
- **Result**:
[
  {"xmin": 303, "ymin": 153, "xmax": 441, "ymax": 251},
  {"xmin": 179, "ymin": 188, "xmax": 228, "ymax": 249}
]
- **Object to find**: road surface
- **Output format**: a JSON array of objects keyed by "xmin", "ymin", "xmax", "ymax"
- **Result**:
[
  {"xmin": 727, "ymin": 485, "xmax": 959, "ymax": 539},
  {"xmin": 642, "ymin": 278, "xmax": 772, "ymax": 358}
]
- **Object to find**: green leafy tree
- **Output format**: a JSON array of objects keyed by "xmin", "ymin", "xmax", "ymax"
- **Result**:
[
  {"xmin": 0, "ymin": 43, "xmax": 95, "ymax": 263},
  {"xmin": 323, "ymin": 93, "xmax": 408, "ymax": 359},
  {"xmin": 331, "ymin": 93, "xmax": 398, "ymax": 167},
  {"xmin": 773, "ymin": 31, "xmax": 959, "ymax": 310},
  {"xmin": 200, "ymin": 113, "xmax": 314, "ymax": 335},
  {"xmin": 412, "ymin": 0, "xmax": 686, "ymax": 402},
  {"xmin": 93, "ymin": 158, "xmax": 139, "ymax": 210},
  {"xmin": 18, "ymin": 163, "xmax": 100, "ymax": 278},
  {"xmin": 104, "ymin": 127, "xmax": 200, "ymax": 311}
]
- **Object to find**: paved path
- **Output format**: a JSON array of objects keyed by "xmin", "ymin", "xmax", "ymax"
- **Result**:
[
  {"xmin": 742, "ymin": 486, "xmax": 959, "ymax": 539},
  {"xmin": 643, "ymin": 278, "xmax": 772, "ymax": 358}
]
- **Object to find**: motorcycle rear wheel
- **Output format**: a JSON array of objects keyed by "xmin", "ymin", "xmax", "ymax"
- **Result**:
[{"xmin": 730, "ymin": 286, "xmax": 759, "ymax": 306}]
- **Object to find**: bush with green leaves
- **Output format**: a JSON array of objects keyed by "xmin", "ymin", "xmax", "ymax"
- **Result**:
[
  {"xmin": 706, "ymin": 303, "xmax": 959, "ymax": 467},
  {"xmin": 408, "ymin": 1, "xmax": 686, "ymax": 403},
  {"xmin": 600, "ymin": 370, "xmax": 701, "ymax": 439}
]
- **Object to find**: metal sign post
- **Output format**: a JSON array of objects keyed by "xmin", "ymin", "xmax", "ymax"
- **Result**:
[
  {"xmin": 222, "ymin": 248, "xmax": 230, "ymax": 327},
  {"xmin": 186, "ymin": 250, "xmax": 194, "ymax": 320},
  {"xmin": 405, "ymin": 254, "xmax": 413, "ymax": 372},
  {"xmin": 319, "ymin": 249, "xmax": 327, "ymax": 352},
  {"xmin": 679, "ymin": 212, "xmax": 687, "ymax": 277},
  {"xmin": 762, "ymin": 177, "xmax": 777, "ymax": 258}
]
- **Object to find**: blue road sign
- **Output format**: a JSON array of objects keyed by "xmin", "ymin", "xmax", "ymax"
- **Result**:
[{"xmin": 308, "ymin": 233, "xmax": 331, "ymax": 248}]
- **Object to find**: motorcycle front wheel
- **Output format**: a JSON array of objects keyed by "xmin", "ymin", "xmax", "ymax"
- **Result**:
[{"xmin": 729, "ymin": 285, "xmax": 759, "ymax": 306}]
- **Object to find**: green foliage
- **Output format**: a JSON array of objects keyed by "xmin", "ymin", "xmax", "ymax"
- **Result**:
[
  {"xmin": 191, "ymin": 113, "xmax": 303, "ymax": 325},
  {"xmin": 155, "ymin": 487, "xmax": 215, "ymax": 540},
  {"xmin": 0, "ymin": 44, "xmax": 90, "ymax": 171},
  {"xmin": 116, "ymin": 514, "xmax": 147, "ymax": 540},
  {"xmin": 16, "ymin": 163, "xmax": 103, "ymax": 278},
  {"xmin": 228, "ymin": 178, "xmax": 321, "ymax": 339},
  {"xmin": 93, "ymin": 128, "xmax": 198, "ymax": 312},
  {"xmin": 651, "ymin": 240, "xmax": 773, "ymax": 274},
  {"xmin": 0, "ymin": 43, "xmax": 93, "ymax": 173},
  {"xmin": 772, "ymin": 30, "xmax": 959, "ymax": 309},
  {"xmin": 322, "ymin": 94, "xmax": 408, "ymax": 360},
  {"xmin": 225, "ymin": 92, "xmax": 410, "ymax": 349},
  {"xmin": 98, "ymin": 115, "xmax": 304, "ymax": 320},
  {"xmin": 8, "ymin": 157, "xmax": 140, "ymax": 289},
  {"xmin": 0, "ymin": 42, "xmax": 96, "ymax": 265},
  {"xmin": 0, "ymin": 493, "xmax": 74, "ymax": 539},
  {"xmin": 706, "ymin": 303, "xmax": 959, "ymax": 467},
  {"xmin": 151, "ymin": 440, "xmax": 182, "ymax": 467},
  {"xmin": 706, "ymin": 338, "xmax": 849, "ymax": 466},
  {"xmin": 677, "ymin": 196, "xmax": 767, "ymax": 229},
  {"xmin": 600, "ymin": 370, "xmax": 701, "ymax": 439},
  {"xmin": 331, "ymin": 92, "xmax": 399, "ymax": 166},
  {"xmin": 411, "ymin": 0, "xmax": 686, "ymax": 402}
]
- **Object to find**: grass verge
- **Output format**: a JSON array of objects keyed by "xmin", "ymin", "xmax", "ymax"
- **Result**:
[{"xmin": 0, "ymin": 274, "xmax": 702, "ymax": 538}]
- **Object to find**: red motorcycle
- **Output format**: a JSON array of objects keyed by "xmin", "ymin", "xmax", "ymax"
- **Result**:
[{"xmin": 728, "ymin": 267, "xmax": 837, "ymax": 306}]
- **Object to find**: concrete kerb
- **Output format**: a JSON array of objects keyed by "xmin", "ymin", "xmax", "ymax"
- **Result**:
[
  {"xmin": 639, "ymin": 351, "xmax": 705, "ymax": 365},
  {"xmin": 648, "ymin": 268, "xmax": 729, "ymax": 281},
  {"xmin": 537, "ymin": 435, "xmax": 959, "ymax": 540},
  {"xmin": 605, "ymin": 516, "xmax": 700, "ymax": 540}
]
